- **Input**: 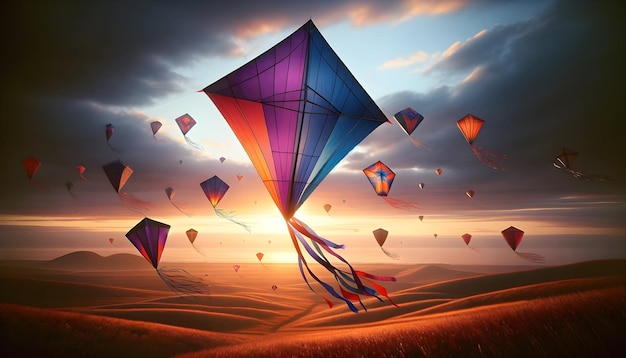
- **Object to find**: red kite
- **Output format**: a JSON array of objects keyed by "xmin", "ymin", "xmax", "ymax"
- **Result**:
[
  {"xmin": 22, "ymin": 156, "xmax": 46, "ymax": 189},
  {"xmin": 175, "ymin": 113, "xmax": 204, "ymax": 150},
  {"xmin": 501, "ymin": 226, "xmax": 545, "ymax": 263}
]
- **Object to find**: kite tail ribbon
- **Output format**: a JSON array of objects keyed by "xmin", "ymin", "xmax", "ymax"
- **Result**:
[
  {"xmin": 515, "ymin": 251, "xmax": 546, "ymax": 264},
  {"xmin": 170, "ymin": 201, "xmax": 192, "ymax": 217},
  {"xmin": 106, "ymin": 142, "xmax": 124, "ymax": 153},
  {"xmin": 380, "ymin": 246, "xmax": 400, "ymax": 260},
  {"xmin": 553, "ymin": 163, "xmax": 610, "ymax": 181},
  {"xmin": 184, "ymin": 136, "xmax": 205, "ymax": 151},
  {"xmin": 408, "ymin": 135, "xmax": 430, "ymax": 150},
  {"xmin": 382, "ymin": 196, "xmax": 420, "ymax": 212},
  {"xmin": 214, "ymin": 208, "xmax": 251, "ymax": 233},
  {"xmin": 30, "ymin": 179, "xmax": 48, "ymax": 191},
  {"xmin": 288, "ymin": 217, "xmax": 396, "ymax": 313},
  {"xmin": 470, "ymin": 145, "xmax": 506, "ymax": 170},
  {"xmin": 118, "ymin": 192, "xmax": 151, "ymax": 214},
  {"xmin": 157, "ymin": 267, "xmax": 211, "ymax": 296}
]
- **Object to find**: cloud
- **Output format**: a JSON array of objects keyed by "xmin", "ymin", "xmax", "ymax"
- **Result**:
[
  {"xmin": 379, "ymin": 50, "xmax": 432, "ymax": 70},
  {"xmin": 0, "ymin": 0, "xmax": 624, "ymax": 240}
]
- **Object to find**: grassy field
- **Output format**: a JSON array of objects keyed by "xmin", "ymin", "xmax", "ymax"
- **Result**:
[{"xmin": 0, "ymin": 255, "xmax": 624, "ymax": 357}]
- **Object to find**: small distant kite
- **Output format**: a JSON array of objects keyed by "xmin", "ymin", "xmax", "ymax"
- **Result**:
[
  {"xmin": 363, "ymin": 161, "xmax": 419, "ymax": 211},
  {"xmin": 393, "ymin": 107, "xmax": 428, "ymax": 149},
  {"xmin": 165, "ymin": 186, "xmax": 192, "ymax": 217},
  {"xmin": 373, "ymin": 228, "xmax": 399, "ymax": 260},
  {"xmin": 108, "ymin": 238, "xmax": 115, "ymax": 245},
  {"xmin": 466, "ymin": 190, "xmax": 475, "ymax": 198},
  {"xmin": 105, "ymin": 123, "xmax": 123, "ymax": 152},
  {"xmin": 433, "ymin": 233, "xmax": 438, "ymax": 238},
  {"xmin": 175, "ymin": 113, "xmax": 204, "ymax": 150},
  {"xmin": 418, "ymin": 215, "xmax": 424, "ymax": 222},
  {"xmin": 436, "ymin": 168, "xmax": 443, "ymax": 176},
  {"xmin": 553, "ymin": 148, "xmax": 610, "ymax": 181},
  {"xmin": 501, "ymin": 226, "xmax": 545, "ymax": 263},
  {"xmin": 102, "ymin": 159, "xmax": 150, "ymax": 213},
  {"xmin": 22, "ymin": 156, "xmax": 46, "ymax": 189},
  {"xmin": 461, "ymin": 233, "xmax": 478, "ymax": 251},
  {"xmin": 418, "ymin": 183, "xmax": 424, "ymax": 189},
  {"xmin": 256, "ymin": 252, "xmax": 269, "ymax": 269},
  {"xmin": 233, "ymin": 264, "xmax": 241, "ymax": 276},
  {"xmin": 271, "ymin": 284, "xmax": 278, "ymax": 292},
  {"xmin": 76, "ymin": 165, "xmax": 89, "ymax": 182},
  {"xmin": 457, "ymin": 114, "xmax": 506, "ymax": 170},
  {"xmin": 65, "ymin": 181, "xmax": 77, "ymax": 197},
  {"xmin": 323, "ymin": 203, "xmax": 332, "ymax": 215},
  {"xmin": 236, "ymin": 174, "xmax": 243, "ymax": 181},
  {"xmin": 150, "ymin": 120, "xmax": 165, "ymax": 142},
  {"xmin": 186, "ymin": 228, "xmax": 207, "ymax": 256},
  {"xmin": 125, "ymin": 217, "xmax": 211, "ymax": 296},
  {"xmin": 219, "ymin": 157, "xmax": 226, "ymax": 163},
  {"xmin": 200, "ymin": 176, "xmax": 251, "ymax": 232}
]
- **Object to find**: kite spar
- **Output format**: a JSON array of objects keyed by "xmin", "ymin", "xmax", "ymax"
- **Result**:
[{"xmin": 203, "ymin": 20, "xmax": 396, "ymax": 312}]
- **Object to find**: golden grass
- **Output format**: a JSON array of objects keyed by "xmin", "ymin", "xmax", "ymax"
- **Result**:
[
  {"xmin": 0, "ymin": 303, "xmax": 245, "ymax": 358},
  {"xmin": 184, "ymin": 286, "xmax": 626, "ymax": 357},
  {"xmin": 1, "ymin": 257, "xmax": 625, "ymax": 357}
]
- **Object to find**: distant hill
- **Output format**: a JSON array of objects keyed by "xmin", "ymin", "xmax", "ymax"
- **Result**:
[
  {"xmin": 41, "ymin": 251, "xmax": 151, "ymax": 271},
  {"xmin": 395, "ymin": 264, "xmax": 479, "ymax": 284}
]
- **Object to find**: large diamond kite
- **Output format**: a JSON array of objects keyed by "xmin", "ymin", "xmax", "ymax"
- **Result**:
[{"xmin": 203, "ymin": 20, "xmax": 394, "ymax": 312}]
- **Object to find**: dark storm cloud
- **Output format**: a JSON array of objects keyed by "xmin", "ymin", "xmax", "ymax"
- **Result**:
[
  {"xmin": 0, "ymin": 0, "xmax": 624, "ymax": 237},
  {"xmin": 0, "ymin": 0, "xmax": 479, "ymax": 216},
  {"xmin": 368, "ymin": 0, "xmax": 625, "ymax": 179},
  {"xmin": 341, "ymin": 0, "xmax": 626, "ymax": 231}
]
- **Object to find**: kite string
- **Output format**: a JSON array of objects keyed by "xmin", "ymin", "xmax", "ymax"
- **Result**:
[
  {"xmin": 214, "ymin": 208, "xmax": 251, "ymax": 233},
  {"xmin": 470, "ymin": 145, "xmax": 506, "ymax": 170}
]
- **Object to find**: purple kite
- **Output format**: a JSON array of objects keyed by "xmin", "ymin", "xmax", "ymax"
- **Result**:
[
  {"xmin": 105, "ymin": 123, "xmax": 123, "ymax": 152},
  {"xmin": 393, "ymin": 107, "xmax": 429, "ymax": 149},
  {"xmin": 200, "ymin": 175, "xmax": 250, "ymax": 232},
  {"xmin": 125, "ymin": 217, "xmax": 211, "ymax": 296},
  {"xmin": 203, "ymin": 20, "xmax": 395, "ymax": 312}
]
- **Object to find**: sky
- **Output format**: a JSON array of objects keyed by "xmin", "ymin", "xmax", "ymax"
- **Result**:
[{"xmin": 1, "ymin": 0, "xmax": 624, "ymax": 266}]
